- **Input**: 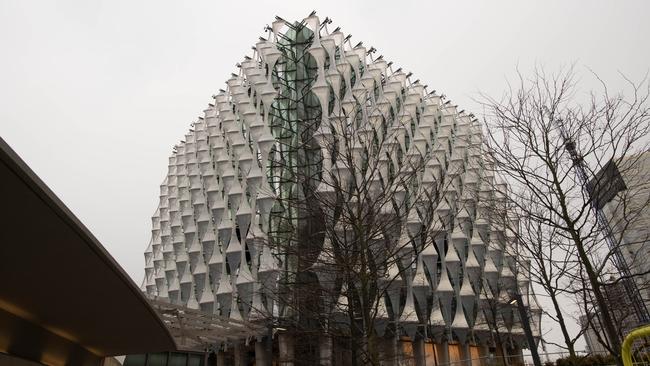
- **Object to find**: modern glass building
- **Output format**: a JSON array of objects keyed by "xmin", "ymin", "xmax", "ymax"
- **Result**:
[{"xmin": 141, "ymin": 14, "xmax": 540, "ymax": 366}]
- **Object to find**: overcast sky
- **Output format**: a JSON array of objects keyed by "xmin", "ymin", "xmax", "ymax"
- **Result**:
[{"xmin": 2, "ymin": 0, "xmax": 649, "ymax": 355}]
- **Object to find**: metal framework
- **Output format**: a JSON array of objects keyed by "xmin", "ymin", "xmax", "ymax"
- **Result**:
[
  {"xmin": 558, "ymin": 122, "xmax": 650, "ymax": 324},
  {"xmin": 148, "ymin": 298, "xmax": 266, "ymax": 351}
]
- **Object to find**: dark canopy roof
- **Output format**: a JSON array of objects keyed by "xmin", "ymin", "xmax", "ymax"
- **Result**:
[{"xmin": 0, "ymin": 137, "xmax": 176, "ymax": 365}]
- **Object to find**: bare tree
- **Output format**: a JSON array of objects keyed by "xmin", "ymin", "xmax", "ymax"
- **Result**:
[
  {"xmin": 485, "ymin": 190, "xmax": 584, "ymax": 357},
  {"xmin": 479, "ymin": 65, "xmax": 650, "ymax": 363},
  {"xmin": 260, "ymin": 85, "xmax": 460, "ymax": 365},
  {"xmin": 239, "ymin": 22, "xmax": 463, "ymax": 365}
]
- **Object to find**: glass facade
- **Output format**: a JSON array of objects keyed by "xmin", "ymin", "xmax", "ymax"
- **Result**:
[{"xmin": 124, "ymin": 352, "xmax": 205, "ymax": 366}]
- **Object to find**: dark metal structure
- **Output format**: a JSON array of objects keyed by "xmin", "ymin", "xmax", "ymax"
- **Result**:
[
  {"xmin": 0, "ymin": 137, "xmax": 176, "ymax": 365},
  {"xmin": 147, "ymin": 298, "xmax": 266, "ymax": 350},
  {"xmin": 557, "ymin": 122, "xmax": 649, "ymax": 324}
]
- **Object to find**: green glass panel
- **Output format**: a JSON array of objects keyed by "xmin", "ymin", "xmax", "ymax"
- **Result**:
[
  {"xmin": 124, "ymin": 354, "xmax": 146, "ymax": 366},
  {"xmin": 187, "ymin": 354, "xmax": 203, "ymax": 366},
  {"xmin": 146, "ymin": 353, "xmax": 168, "ymax": 366},
  {"xmin": 168, "ymin": 353, "xmax": 187, "ymax": 366}
]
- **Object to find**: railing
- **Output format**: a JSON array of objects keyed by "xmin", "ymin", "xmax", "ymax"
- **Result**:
[{"xmin": 622, "ymin": 324, "xmax": 650, "ymax": 366}]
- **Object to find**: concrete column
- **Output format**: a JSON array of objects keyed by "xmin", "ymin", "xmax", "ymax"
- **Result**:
[
  {"xmin": 216, "ymin": 350, "xmax": 225, "ymax": 366},
  {"xmin": 278, "ymin": 333, "xmax": 294, "ymax": 366},
  {"xmin": 395, "ymin": 335, "xmax": 403, "ymax": 365},
  {"xmin": 500, "ymin": 343, "xmax": 509, "ymax": 366},
  {"xmin": 320, "ymin": 334, "xmax": 333, "ymax": 366},
  {"xmin": 436, "ymin": 341, "xmax": 449, "ymax": 366},
  {"xmin": 461, "ymin": 343, "xmax": 471, "ymax": 366},
  {"xmin": 509, "ymin": 345, "xmax": 524, "ymax": 366},
  {"xmin": 378, "ymin": 335, "xmax": 396, "ymax": 366},
  {"xmin": 256, "ymin": 339, "xmax": 270, "ymax": 366},
  {"xmin": 234, "ymin": 343, "xmax": 246, "ymax": 366},
  {"xmin": 478, "ymin": 344, "xmax": 490, "ymax": 366},
  {"xmin": 413, "ymin": 337, "xmax": 426, "ymax": 366}
]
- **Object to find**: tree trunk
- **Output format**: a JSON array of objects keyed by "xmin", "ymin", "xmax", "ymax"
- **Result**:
[
  {"xmin": 574, "ymin": 236, "xmax": 622, "ymax": 363},
  {"xmin": 553, "ymin": 164, "xmax": 622, "ymax": 363},
  {"xmin": 547, "ymin": 286, "xmax": 577, "ymax": 357}
]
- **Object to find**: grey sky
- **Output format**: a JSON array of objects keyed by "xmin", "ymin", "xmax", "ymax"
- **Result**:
[{"xmin": 1, "ymin": 0, "xmax": 649, "ymax": 356}]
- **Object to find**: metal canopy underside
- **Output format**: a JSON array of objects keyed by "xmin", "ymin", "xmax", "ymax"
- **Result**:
[
  {"xmin": 0, "ymin": 137, "xmax": 176, "ymax": 365},
  {"xmin": 147, "ymin": 298, "xmax": 267, "ymax": 351}
]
